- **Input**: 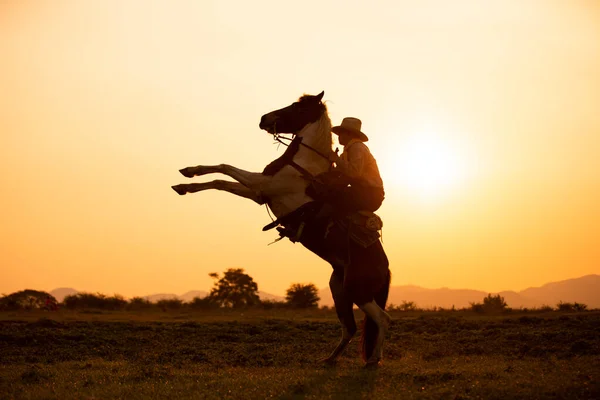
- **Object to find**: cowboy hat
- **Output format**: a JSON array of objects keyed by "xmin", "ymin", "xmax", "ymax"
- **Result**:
[{"xmin": 331, "ymin": 117, "xmax": 369, "ymax": 142}]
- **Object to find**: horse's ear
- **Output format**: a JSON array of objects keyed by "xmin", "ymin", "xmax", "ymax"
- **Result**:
[{"xmin": 316, "ymin": 91, "xmax": 324, "ymax": 101}]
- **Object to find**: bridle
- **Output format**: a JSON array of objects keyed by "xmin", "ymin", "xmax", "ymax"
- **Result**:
[{"xmin": 272, "ymin": 122, "xmax": 333, "ymax": 164}]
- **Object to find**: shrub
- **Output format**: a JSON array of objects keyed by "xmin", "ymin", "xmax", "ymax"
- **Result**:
[
  {"xmin": 260, "ymin": 299, "xmax": 288, "ymax": 310},
  {"xmin": 470, "ymin": 302, "xmax": 485, "ymax": 313},
  {"xmin": 557, "ymin": 302, "xmax": 587, "ymax": 312},
  {"xmin": 471, "ymin": 294, "xmax": 507, "ymax": 314},
  {"xmin": 156, "ymin": 298, "xmax": 183, "ymax": 310},
  {"xmin": 63, "ymin": 293, "xmax": 127, "ymax": 310},
  {"xmin": 388, "ymin": 301, "xmax": 419, "ymax": 312},
  {"xmin": 189, "ymin": 296, "xmax": 218, "ymax": 310},
  {"xmin": 127, "ymin": 297, "xmax": 152, "ymax": 310},
  {"xmin": 285, "ymin": 283, "xmax": 320, "ymax": 308},
  {"xmin": 399, "ymin": 300, "xmax": 418, "ymax": 311}
]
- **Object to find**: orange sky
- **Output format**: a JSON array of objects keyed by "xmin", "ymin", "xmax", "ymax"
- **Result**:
[{"xmin": 1, "ymin": 0, "xmax": 599, "ymax": 298}]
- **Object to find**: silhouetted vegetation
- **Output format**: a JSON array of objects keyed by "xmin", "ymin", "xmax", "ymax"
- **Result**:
[
  {"xmin": 155, "ymin": 298, "xmax": 183, "ymax": 310},
  {"xmin": 388, "ymin": 300, "xmax": 419, "ymax": 312},
  {"xmin": 0, "ymin": 285, "xmax": 595, "ymax": 314},
  {"xmin": 470, "ymin": 294, "xmax": 508, "ymax": 313},
  {"xmin": 557, "ymin": 301, "xmax": 588, "ymax": 312},
  {"xmin": 189, "ymin": 296, "xmax": 219, "ymax": 310},
  {"xmin": 0, "ymin": 290, "xmax": 56, "ymax": 311},
  {"xmin": 127, "ymin": 297, "xmax": 153, "ymax": 310},
  {"xmin": 63, "ymin": 293, "xmax": 127, "ymax": 310},
  {"xmin": 207, "ymin": 268, "xmax": 260, "ymax": 308},
  {"xmin": 259, "ymin": 299, "xmax": 288, "ymax": 310},
  {"xmin": 285, "ymin": 283, "xmax": 320, "ymax": 308}
]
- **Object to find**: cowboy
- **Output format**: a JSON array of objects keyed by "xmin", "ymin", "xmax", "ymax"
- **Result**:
[{"xmin": 326, "ymin": 117, "xmax": 385, "ymax": 215}]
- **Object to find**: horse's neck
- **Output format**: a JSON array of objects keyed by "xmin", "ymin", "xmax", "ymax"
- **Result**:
[
  {"xmin": 294, "ymin": 115, "xmax": 332, "ymax": 175},
  {"xmin": 267, "ymin": 114, "xmax": 332, "ymax": 219}
]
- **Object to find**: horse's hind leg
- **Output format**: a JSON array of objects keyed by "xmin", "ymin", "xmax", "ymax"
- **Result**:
[
  {"xmin": 320, "ymin": 270, "xmax": 356, "ymax": 365},
  {"xmin": 358, "ymin": 300, "xmax": 391, "ymax": 366},
  {"xmin": 172, "ymin": 180, "xmax": 264, "ymax": 204}
]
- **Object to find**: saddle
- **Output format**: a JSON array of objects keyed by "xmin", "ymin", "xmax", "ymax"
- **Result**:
[{"xmin": 262, "ymin": 201, "xmax": 383, "ymax": 248}]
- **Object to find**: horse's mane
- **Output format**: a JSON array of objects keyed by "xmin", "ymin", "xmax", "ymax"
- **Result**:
[
  {"xmin": 297, "ymin": 94, "xmax": 332, "ymax": 155},
  {"xmin": 313, "ymin": 109, "xmax": 333, "ymax": 156}
]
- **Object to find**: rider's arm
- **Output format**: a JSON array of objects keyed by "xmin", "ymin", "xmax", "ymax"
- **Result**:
[{"xmin": 335, "ymin": 144, "xmax": 366, "ymax": 179}]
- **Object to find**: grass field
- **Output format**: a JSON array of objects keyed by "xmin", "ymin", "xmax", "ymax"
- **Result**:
[{"xmin": 1, "ymin": 309, "xmax": 598, "ymax": 399}]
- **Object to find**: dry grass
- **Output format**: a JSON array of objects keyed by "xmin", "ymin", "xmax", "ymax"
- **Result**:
[{"xmin": 1, "ymin": 310, "xmax": 598, "ymax": 399}]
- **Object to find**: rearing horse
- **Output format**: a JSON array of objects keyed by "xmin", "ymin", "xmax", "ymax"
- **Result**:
[{"xmin": 172, "ymin": 91, "xmax": 391, "ymax": 366}]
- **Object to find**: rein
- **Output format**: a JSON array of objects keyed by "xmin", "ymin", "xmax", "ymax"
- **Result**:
[
  {"xmin": 273, "ymin": 132, "xmax": 331, "ymax": 163},
  {"xmin": 270, "ymin": 123, "xmax": 333, "ymax": 180}
]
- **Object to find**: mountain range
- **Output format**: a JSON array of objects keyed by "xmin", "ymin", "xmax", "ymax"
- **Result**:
[
  {"xmin": 50, "ymin": 274, "xmax": 599, "ymax": 309},
  {"xmin": 318, "ymin": 274, "xmax": 600, "ymax": 309}
]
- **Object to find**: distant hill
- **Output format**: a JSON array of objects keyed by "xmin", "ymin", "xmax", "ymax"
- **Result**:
[
  {"xmin": 143, "ymin": 293, "xmax": 180, "ymax": 302},
  {"xmin": 257, "ymin": 291, "xmax": 285, "ymax": 302},
  {"xmin": 47, "ymin": 275, "xmax": 599, "ymax": 308},
  {"xmin": 179, "ymin": 291, "xmax": 209, "ymax": 302},
  {"xmin": 519, "ymin": 275, "xmax": 600, "ymax": 308},
  {"xmin": 318, "ymin": 275, "xmax": 600, "ymax": 309}
]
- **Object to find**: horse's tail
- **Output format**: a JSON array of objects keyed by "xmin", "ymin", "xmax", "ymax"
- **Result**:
[{"xmin": 361, "ymin": 269, "xmax": 391, "ymax": 361}]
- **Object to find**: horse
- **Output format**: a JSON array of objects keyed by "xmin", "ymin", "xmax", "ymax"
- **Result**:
[{"xmin": 172, "ymin": 91, "xmax": 391, "ymax": 367}]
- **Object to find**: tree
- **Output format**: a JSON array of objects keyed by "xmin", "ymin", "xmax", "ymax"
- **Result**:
[
  {"xmin": 208, "ymin": 268, "xmax": 260, "ymax": 308},
  {"xmin": 471, "ymin": 294, "xmax": 507, "ymax": 313},
  {"xmin": 483, "ymin": 294, "xmax": 507, "ymax": 312},
  {"xmin": 285, "ymin": 283, "xmax": 320, "ymax": 308},
  {"xmin": 0, "ymin": 290, "xmax": 57, "ymax": 311}
]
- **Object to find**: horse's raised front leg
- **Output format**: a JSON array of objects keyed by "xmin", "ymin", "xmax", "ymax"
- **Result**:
[
  {"xmin": 172, "ymin": 180, "xmax": 264, "ymax": 204},
  {"xmin": 180, "ymin": 165, "xmax": 222, "ymax": 178},
  {"xmin": 320, "ymin": 270, "xmax": 356, "ymax": 365},
  {"xmin": 180, "ymin": 164, "xmax": 268, "ymax": 190}
]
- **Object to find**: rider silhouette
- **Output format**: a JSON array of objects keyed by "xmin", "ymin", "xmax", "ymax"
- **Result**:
[{"xmin": 326, "ymin": 117, "xmax": 385, "ymax": 216}]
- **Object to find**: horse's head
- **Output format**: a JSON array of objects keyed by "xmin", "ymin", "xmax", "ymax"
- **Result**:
[{"xmin": 259, "ymin": 91, "xmax": 325, "ymax": 135}]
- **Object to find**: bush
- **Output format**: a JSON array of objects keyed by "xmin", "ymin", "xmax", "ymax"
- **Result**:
[
  {"xmin": 470, "ymin": 302, "xmax": 485, "ymax": 313},
  {"xmin": 471, "ymin": 294, "xmax": 507, "ymax": 314},
  {"xmin": 388, "ymin": 301, "xmax": 419, "ymax": 312},
  {"xmin": 260, "ymin": 299, "xmax": 288, "ymax": 310},
  {"xmin": 399, "ymin": 300, "xmax": 418, "ymax": 311},
  {"xmin": 189, "ymin": 296, "xmax": 218, "ymax": 310},
  {"xmin": 285, "ymin": 283, "xmax": 320, "ymax": 308},
  {"xmin": 557, "ymin": 302, "xmax": 587, "ymax": 312},
  {"xmin": 127, "ymin": 297, "xmax": 152, "ymax": 310},
  {"xmin": 156, "ymin": 298, "xmax": 183, "ymax": 310},
  {"xmin": 63, "ymin": 293, "xmax": 127, "ymax": 310}
]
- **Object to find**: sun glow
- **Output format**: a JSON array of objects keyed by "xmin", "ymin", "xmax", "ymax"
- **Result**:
[{"xmin": 380, "ymin": 127, "xmax": 473, "ymax": 201}]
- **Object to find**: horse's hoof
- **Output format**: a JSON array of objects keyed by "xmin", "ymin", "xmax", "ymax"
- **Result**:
[
  {"xmin": 179, "ymin": 168, "xmax": 195, "ymax": 178},
  {"xmin": 364, "ymin": 360, "xmax": 381, "ymax": 369},
  {"xmin": 172, "ymin": 185, "xmax": 187, "ymax": 195}
]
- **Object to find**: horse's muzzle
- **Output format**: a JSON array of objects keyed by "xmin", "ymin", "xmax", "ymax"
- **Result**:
[{"xmin": 259, "ymin": 114, "xmax": 276, "ymax": 133}]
